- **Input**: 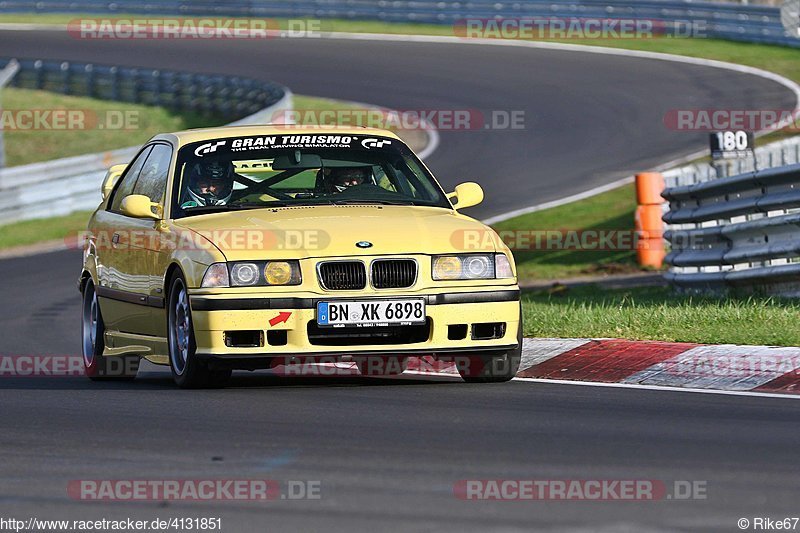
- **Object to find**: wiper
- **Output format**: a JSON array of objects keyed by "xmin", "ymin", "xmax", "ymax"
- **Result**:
[
  {"xmin": 185, "ymin": 202, "xmax": 292, "ymax": 214},
  {"xmin": 331, "ymin": 199, "xmax": 415, "ymax": 206},
  {"xmin": 235, "ymin": 201, "xmax": 291, "ymax": 208},
  {"xmin": 183, "ymin": 204, "xmax": 251, "ymax": 214}
]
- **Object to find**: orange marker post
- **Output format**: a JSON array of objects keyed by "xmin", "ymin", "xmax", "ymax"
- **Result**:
[{"xmin": 634, "ymin": 172, "xmax": 666, "ymax": 268}]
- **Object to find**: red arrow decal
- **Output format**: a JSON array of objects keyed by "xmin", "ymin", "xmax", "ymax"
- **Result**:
[{"xmin": 269, "ymin": 311, "xmax": 292, "ymax": 327}]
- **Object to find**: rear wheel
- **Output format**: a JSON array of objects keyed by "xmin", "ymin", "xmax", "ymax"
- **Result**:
[
  {"xmin": 81, "ymin": 278, "xmax": 139, "ymax": 380},
  {"xmin": 167, "ymin": 273, "xmax": 231, "ymax": 389},
  {"xmin": 456, "ymin": 315, "xmax": 522, "ymax": 383},
  {"xmin": 356, "ymin": 356, "xmax": 409, "ymax": 376}
]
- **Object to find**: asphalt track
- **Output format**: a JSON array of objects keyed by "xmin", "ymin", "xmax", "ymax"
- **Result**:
[
  {"xmin": 1, "ymin": 30, "xmax": 800, "ymax": 531},
  {"xmin": 0, "ymin": 30, "xmax": 797, "ymax": 220}
]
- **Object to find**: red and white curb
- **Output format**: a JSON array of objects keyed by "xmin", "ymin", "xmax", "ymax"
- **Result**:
[{"xmin": 405, "ymin": 338, "xmax": 800, "ymax": 396}]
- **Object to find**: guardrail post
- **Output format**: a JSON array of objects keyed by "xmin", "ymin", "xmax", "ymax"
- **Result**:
[
  {"xmin": 0, "ymin": 59, "xmax": 20, "ymax": 169},
  {"xmin": 152, "ymin": 70, "xmax": 161, "ymax": 108},
  {"xmin": 85, "ymin": 64, "xmax": 95, "ymax": 98},
  {"xmin": 131, "ymin": 68, "xmax": 142, "ymax": 104},
  {"xmin": 110, "ymin": 66, "xmax": 119, "ymax": 101},
  {"xmin": 634, "ymin": 172, "xmax": 666, "ymax": 268},
  {"xmin": 59, "ymin": 61, "xmax": 71, "ymax": 95},
  {"xmin": 34, "ymin": 60, "xmax": 44, "ymax": 90}
]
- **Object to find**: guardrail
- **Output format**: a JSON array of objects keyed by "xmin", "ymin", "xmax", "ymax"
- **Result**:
[
  {"xmin": 662, "ymin": 137, "xmax": 800, "ymax": 295},
  {"xmin": 6, "ymin": 58, "xmax": 284, "ymax": 121},
  {"xmin": 0, "ymin": 0, "xmax": 797, "ymax": 48},
  {"xmin": 0, "ymin": 58, "xmax": 291, "ymax": 225}
]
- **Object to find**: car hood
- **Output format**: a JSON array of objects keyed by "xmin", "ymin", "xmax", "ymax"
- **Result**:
[{"xmin": 173, "ymin": 205, "xmax": 500, "ymax": 261}]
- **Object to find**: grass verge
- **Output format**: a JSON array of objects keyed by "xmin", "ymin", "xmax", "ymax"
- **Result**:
[
  {"xmin": 1, "ymin": 17, "xmax": 797, "ymax": 278},
  {"xmin": 2, "ymin": 87, "xmax": 226, "ymax": 166},
  {"xmin": 0, "ymin": 91, "xmax": 433, "ymax": 250},
  {"xmin": 493, "ymin": 184, "xmax": 639, "ymax": 280},
  {"xmin": 0, "ymin": 209, "xmax": 92, "ymax": 249},
  {"xmin": 0, "ymin": 87, "xmax": 227, "ymax": 250},
  {"xmin": 522, "ymin": 284, "xmax": 800, "ymax": 346}
]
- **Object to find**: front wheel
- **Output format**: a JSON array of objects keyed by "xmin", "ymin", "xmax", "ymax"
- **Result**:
[
  {"xmin": 167, "ymin": 273, "xmax": 231, "ymax": 389},
  {"xmin": 82, "ymin": 278, "xmax": 139, "ymax": 380}
]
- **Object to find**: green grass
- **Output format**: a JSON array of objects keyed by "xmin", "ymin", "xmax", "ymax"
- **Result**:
[
  {"xmin": 0, "ymin": 90, "xmax": 427, "ymax": 167},
  {"xmin": 2, "ymin": 13, "xmax": 793, "ymax": 345},
  {"xmin": 0, "ymin": 91, "xmax": 431, "ymax": 250},
  {"xmin": 0, "ymin": 209, "xmax": 92, "ymax": 249},
  {"xmin": 493, "ymin": 184, "xmax": 640, "ymax": 280},
  {"xmin": 2, "ymin": 15, "xmax": 797, "ymax": 273},
  {"xmin": 523, "ymin": 285, "xmax": 800, "ymax": 346},
  {"xmin": 2, "ymin": 14, "xmax": 798, "ymax": 84},
  {"xmin": 6, "ymin": 14, "xmax": 794, "ymax": 278},
  {"xmin": 2, "ymin": 88, "xmax": 225, "ymax": 166}
]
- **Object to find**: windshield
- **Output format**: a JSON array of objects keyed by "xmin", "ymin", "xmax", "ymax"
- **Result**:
[{"xmin": 172, "ymin": 134, "xmax": 451, "ymax": 217}]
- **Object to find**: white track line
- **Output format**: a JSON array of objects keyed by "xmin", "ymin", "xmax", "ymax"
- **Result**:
[
  {"xmin": 512, "ymin": 376, "xmax": 800, "ymax": 400},
  {"xmin": 6, "ymin": 23, "xmax": 800, "ymax": 400},
  {"xmin": 316, "ymin": 32, "xmax": 800, "ymax": 224},
  {"xmin": 402, "ymin": 370, "xmax": 800, "ymax": 399},
  {"xmin": 481, "ymin": 145, "xmax": 708, "ymax": 224},
  {"xmin": 3, "ymin": 24, "xmax": 797, "ymax": 220},
  {"xmin": 295, "ymin": 96, "xmax": 440, "ymax": 160}
]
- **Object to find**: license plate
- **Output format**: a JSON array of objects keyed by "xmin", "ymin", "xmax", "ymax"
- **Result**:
[{"xmin": 317, "ymin": 299, "xmax": 426, "ymax": 327}]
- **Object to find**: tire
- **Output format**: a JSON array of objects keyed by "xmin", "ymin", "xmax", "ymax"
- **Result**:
[
  {"xmin": 82, "ymin": 278, "xmax": 139, "ymax": 381},
  {"xmin": 456, "ymin": 315, "xmax": 522, "ymax": 383},
  {"xmin": 167, "ymin": 272, "xmax": 231, "ymax": 389},
  {"xmin": 356, "ymin": 356, "xmax": 409, "ymax": 376}
]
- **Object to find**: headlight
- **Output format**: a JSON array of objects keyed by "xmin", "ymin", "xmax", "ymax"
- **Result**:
[
  {"xmin": 264, "ymin": 261, "xmax": 300, "ymax": 285},
  {"xmin": 201, "ymin": 263, "xmax": 230, "ymax": 288},
  {"xmin": 201, "ymin": 261, "xmax": 301, "ymax": 288},
  {"xmin": 231, "ymin": 263, "xmax": 260, "ymax": 286},
  {"xmin": 432, "ymin": 254, "xmax": 498, "ymax": 280},
  {"xmin": 495, "ymin": 254, "xmax": 514, "ymax": 279},
  {"xmin": 462, "ymin": 255, "xmax": 493, "ymax": 278},
  {"xmin": 432, "ymin": 256, "xmax": 462, "ymax": 280}
]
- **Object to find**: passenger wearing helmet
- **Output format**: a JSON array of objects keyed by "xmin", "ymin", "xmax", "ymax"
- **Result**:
[
  {"xmin": 324, "ymin": 166, "xmax": 372, "ymax": 194},
  {"xmin": 181, "ymin": 156, "xmax": 235, "ymax": 208}
]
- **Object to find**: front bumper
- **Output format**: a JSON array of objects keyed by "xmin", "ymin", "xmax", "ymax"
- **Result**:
[{"xmin": 188, "ymin": 288, "xmax": 521, "ymax": 361}]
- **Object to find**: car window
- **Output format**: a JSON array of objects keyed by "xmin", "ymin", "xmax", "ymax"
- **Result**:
[
  {"xmin": 109, "ymin": 146, "xmax": 153, "ymax": 213},
  {"xmin": 132, "ymin": 144, "xmax": 172, "ymax": 205},
  {"xmin": 171, "ymin": 135, "xmax": 451, "ymax": 218}
]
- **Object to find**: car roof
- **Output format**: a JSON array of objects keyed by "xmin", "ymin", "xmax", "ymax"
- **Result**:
[{"xmin": 151, "ymin": 124, "xmax": 403, "ymax": 147}]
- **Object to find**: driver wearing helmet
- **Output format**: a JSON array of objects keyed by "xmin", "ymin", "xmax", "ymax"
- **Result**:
[
  {"xmin": 181, "ymin": 156, "xmax": 235, "ymax": 208},
  {"xmin": 324, "ymin": 166, "xmax": 372, "ymax": 194}
]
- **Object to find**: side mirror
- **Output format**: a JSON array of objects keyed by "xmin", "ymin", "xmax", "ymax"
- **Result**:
[
  {"xmin": 101, "ymin": 164, "xmax": 128, "ymax": 200},
  {"xmin": 120, "ymin": 195, "xmax": 161, "ymax": 220},
  {"xmin": 447, "ymin": 182, "xmax": 484, "ymax": 210}
]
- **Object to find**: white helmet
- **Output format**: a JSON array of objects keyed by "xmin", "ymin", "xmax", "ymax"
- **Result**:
[{"xmin": 186, "ymin": 157, "xmax": 234, "ymax": 206}]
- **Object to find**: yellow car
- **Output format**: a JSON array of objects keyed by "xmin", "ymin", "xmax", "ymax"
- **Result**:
[{"xmin": 79, "ymin": 125, "xmax": 521, "ymax": 388}]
